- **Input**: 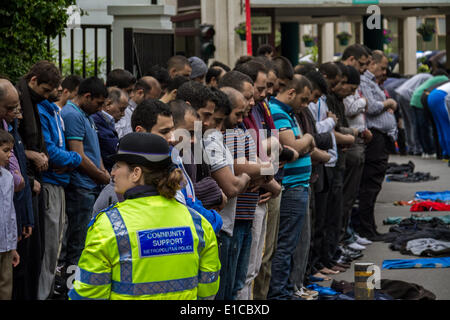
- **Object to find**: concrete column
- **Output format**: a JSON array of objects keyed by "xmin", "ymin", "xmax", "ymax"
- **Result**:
[
  {"xmin": 319, "ymin": 23, "xmax": 334, "ymax": 64},
  {"xmin": 201, "ymin": 0, "xmax": 215, "ymax": 24},
  {"xmin": 108, "ymin": 4, "xmax": 175, "ymax": 69},
  {"xmin": 299, "ymin": 24, "xmax": 306, "ymax": 56},
  {"xmin": 401, "ymin": 17, "xmax": 417, "ymax": 75}
]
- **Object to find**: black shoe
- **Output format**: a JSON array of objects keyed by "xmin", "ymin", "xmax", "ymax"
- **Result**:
[{"xmin": 341, "ymin": 246, "xmax": 364, "ymax": 260}]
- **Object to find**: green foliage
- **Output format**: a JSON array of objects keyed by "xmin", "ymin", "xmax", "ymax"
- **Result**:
[
  {"xmin": 235, "ymin": 22, "xmax": 247, "ymax": 35},
  {"xmin": 302, "ymin": 34, "xmax": 314, "ymax": 42},
  {"xmin": 336, "ymin": 32, "xmax": 351, "ymax": 41},
  {"xmin": 416, "ymin": 23, "xmax": 436, "ymax": 37},
  {"xmin": 418, "ymin": 64, "xmax": 430, "ymax": 73},
  {"xmin": 305, "ymin": 45, "xmax": 318, "ymax": 63},
  {"xmin": 61, "ymin": 51, "xmax": 106, "ymax": 80},
  {"xmin": 0, "ymin": 0, "xmax": 76, "ymax": 83}
]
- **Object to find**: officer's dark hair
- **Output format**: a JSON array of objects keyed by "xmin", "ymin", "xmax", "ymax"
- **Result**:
[
  {"xmin": 24, "ymin": 60, "xmax": 61, "ymax": 88},
  {"xmin": 206, "ymin": 67, "xmax": 223, "ymax": 85},
  {"xmin": 131, "ymin": 99, "xmax": 172, "ymax": 132},
  {"xmin": 106, "ymin": 69, "xmax": 136, "ymax": 89},
  {"xmin": 167, "ymin": 55, "xmax": 190, "ymax": 72},
  {"xmin": 210, "ymin": 87, "xmax": 232, "ymax": 116},
  {"xmin": 176, "ymin": 80, "xmax": 216, "ymax": 110},
  {"xmin": 145, "ymin": 65, "xmax": 170, "ymax": 91},
  {"xmin": 167, "ymin": 76, "xmax": 190, "ymax": 93},
  {"xmin": 61, "ymin": 75, "xmax": 82, "ymax": 92},
  {"xmin": 0, "ymin": 128, "xmax": 14, "ymax": 146},
  {"xmin": 235, "ymin": 55, "xmax": 254, "ymax": 68},
  {"xmin": 234, "ymin": 60, "xmax": 268, "ymax": 83},
  {"xmin": 342, "ymin": 44, "xmax": 369, "ymax": 61},
  {"xmin": 272, "ymin": 56, "xmax": 294, "ymax": 81},
  {"xmin": 168, "ymin": 99, "xmax": 198, "ymax": 128},
  {"xmin": 218, "ymin": 70, "xmax": 254, "ymax": 92},
  {"xmin": 346, "ymin": 65, "xmax": 361, "ymax": 86},
  {"xmin": 304, "ymin": 70, "xmax": 328, "ymax": 95},
  {"xmin": 295, "ymin": 62, "xmax": 317, "ymax": 76},
  {"xmin": 319, "ymin": 62, "xmax": 342, "ymax": 80},
  {"xmin": 77, "ymin": 77, "xmax": 108, "ymax": 99},
  {"xmin": 128, "ymin": 163, "xmax": 184, "ymax": 199},
  {"xmin": 134, "ymin": 78, "xmax": 152, "ymax": 94},
  {"xmin": 256, "ymin": 44, "xmax": 275, "ymax": 57},
  {"xmin": 210, "ymin": 60, "xmax": 231, "ymax": 72}
]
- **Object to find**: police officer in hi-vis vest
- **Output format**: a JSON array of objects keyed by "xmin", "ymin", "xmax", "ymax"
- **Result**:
[{"xmin": 69, "ymin": 132, "xmax": 221, "ymax": 300}]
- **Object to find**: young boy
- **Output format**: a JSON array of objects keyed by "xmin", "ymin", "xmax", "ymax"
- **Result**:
[{"xmin": 0, "ymin": 129, "xmax": 20, "ymax": 300}]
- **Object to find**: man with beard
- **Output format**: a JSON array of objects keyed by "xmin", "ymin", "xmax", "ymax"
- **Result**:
[
  {"xmin": 15, "ymin": 61, "xmax": 60, "ymax": 300},
  {"xmin": 37, "ymin": 86, "xmax": 82, "ymax": 300},
  {"xmin": 233, "ymin": 59, "xmax": 282, "ymax": 300}
]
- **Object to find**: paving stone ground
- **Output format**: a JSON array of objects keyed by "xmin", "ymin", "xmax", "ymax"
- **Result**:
[{"xmin": 319, "ymin": 154, "xmax": 450, "ymax": 300}]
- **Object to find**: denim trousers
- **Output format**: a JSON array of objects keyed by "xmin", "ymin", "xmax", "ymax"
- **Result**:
[
  {"xmin": 62, "ymin": 185, "xmax": 98, "ymax": 267},
  {"xmin": 216, "ymin": 231, "xmax": 233, "ymax": 300},
  {"xmin": 229, "ymin": 220, "xmax": 253, "ymax": 300},
  {"xmin": 268, "ymin": 185, "xmax": 309, "ymax": 300}
]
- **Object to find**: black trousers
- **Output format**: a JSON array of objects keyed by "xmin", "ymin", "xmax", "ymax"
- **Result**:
[
  {"xmin": 341, "ymin": 142, "xmax": 365, "ymax": 241},
  {"xmin": 311, "ymin": 166, "xmax": 344, "ymax": 269},
  {"xmin": 355, "ymin": 129, "xmax": 390, "ymax": 237},
  {"xmin": 12, "ymin": 190, "xmax": 45, "ymax": 300}
]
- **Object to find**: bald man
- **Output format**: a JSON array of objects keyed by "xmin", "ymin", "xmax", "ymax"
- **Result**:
[
  {"xmin": 0, "ymin": 79, "xmax": 26, "ymax": 192},
  {"xmin": 141, "ymin": 76, "xmax": 162, "ymax": 99},
  {"xmin": 1, "ymin": 78, "xmax": 35, "ymax": 300},
  {"xmin": 115, "ymin": 76, "xmax": 162, "ymax": 138},
  {"xmin": 167, "ymin": 55, "xmax": 192, "ymax": 79}
]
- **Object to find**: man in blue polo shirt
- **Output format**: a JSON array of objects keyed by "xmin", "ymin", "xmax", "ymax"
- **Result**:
[
  {"xmin": 268, "ymin": 74, "xmax": 315, "ymax": 300},
  {"xmin": 60, "ymin": 77, "xmax": 110, "ymax": 273}
]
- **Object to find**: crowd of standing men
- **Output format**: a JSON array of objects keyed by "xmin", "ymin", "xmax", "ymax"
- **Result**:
[{"xmin": 1, "ymin": 42, "xmax": 448, "ymax": 300}]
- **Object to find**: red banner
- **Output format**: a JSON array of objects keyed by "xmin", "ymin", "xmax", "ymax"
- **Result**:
[{"xmin": 245, "ymin": 0, "xmax": 252, "ymax": 56}]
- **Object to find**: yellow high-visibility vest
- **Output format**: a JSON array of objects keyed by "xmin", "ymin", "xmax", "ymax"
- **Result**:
[{"xmin": 69, "ymin": 193, "xmax": 221, "ymax": 300}]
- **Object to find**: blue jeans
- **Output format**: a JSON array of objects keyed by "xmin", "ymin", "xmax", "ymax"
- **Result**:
[
  {"xmin": 229, "ymin": 220, "xmax": 253, "ymax": 300},
  {"xmin": 268, "ymin": 186, "xmax": 309, "ymax": 300},
  {"xmin": 216, "ymin": 231, "xmax": 233, "ymax": 300},
  {"xmin": 63, "ymin": 185, "xmax": 98, "ymax": 266}
]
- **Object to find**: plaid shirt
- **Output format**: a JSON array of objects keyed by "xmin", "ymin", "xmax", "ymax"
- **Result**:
[{"xmin": 360, "ymin": 70, "xmax": 397, "ymax": 139}]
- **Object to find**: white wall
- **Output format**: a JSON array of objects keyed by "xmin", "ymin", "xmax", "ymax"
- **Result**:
[{"xmin": 54, "ymin": 0, "xmax": 176, "ymax": 78}]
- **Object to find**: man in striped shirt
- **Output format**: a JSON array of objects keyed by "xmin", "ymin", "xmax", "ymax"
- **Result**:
[
  {"xmin": 217, "ymin": 73, "xmax": 275, "ymax": 300},
  {"xmin": 268, "ymin": 74, "xmax": 316, "ymax": 300},
  {"xmin": 357, "ymin": 50, "xmax": 398, "ymax": 240}
]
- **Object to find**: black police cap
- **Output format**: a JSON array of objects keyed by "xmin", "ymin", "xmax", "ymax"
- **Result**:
[{"xmin": 109, "ymin": 132, "xmax": 172, "ymax": 168}]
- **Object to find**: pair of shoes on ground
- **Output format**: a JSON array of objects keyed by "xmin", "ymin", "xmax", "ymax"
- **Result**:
[
  {"xmin": 337, "ymin": 245, "xmax": 364, "ymax": 262},
  {"xmin": 347, "ymin": 233, "xmax": 373, "ymax": 250},
  {"xmin": 293, "ymin": 286, "xmax": 319, "ymax": 300}
]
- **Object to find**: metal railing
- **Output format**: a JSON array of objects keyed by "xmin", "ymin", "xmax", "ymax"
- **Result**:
[{"xmin": 47, "ymin": 24, "xmax": 112, "ymax": 78}]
